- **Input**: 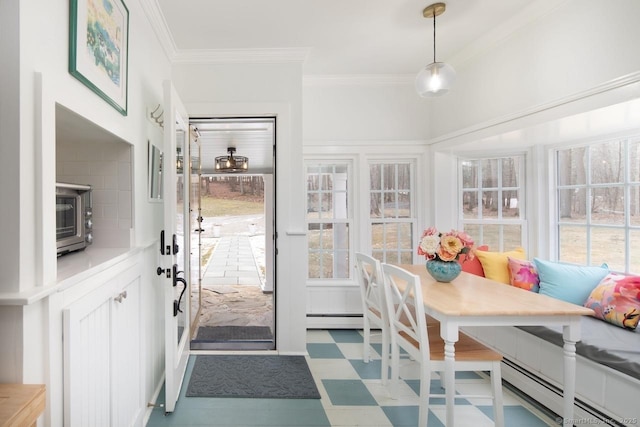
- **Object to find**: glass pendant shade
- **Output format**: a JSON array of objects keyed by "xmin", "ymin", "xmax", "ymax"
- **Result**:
[{"xmin": 415, "ymin": 61, "xmax": 456, "ymax": 97}]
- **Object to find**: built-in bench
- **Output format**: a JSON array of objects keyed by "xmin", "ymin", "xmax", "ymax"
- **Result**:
[
  {"xmin": 465, "ymin": 317, "xmax": 640, "ymax": 426},
  {"xmin": 459, "ymin": 253, "xmax": 640, "ymax": 425},
  {"xmin": 519, "ymin": 315, "xmax": 640, "ymax": 382}
]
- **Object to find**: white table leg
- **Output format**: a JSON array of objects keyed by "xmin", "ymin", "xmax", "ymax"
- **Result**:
[
  {"xmin": 444, "ymin": 339, "xmax": 456, "ymax": 427},
  {"xmin": 563, "ymin": 322, "xmax": 580, "ymax": 423}
]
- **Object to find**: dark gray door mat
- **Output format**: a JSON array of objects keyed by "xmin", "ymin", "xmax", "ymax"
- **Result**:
[{"xmin": 185, "ymin": 355, "xmax": 321, "ymax": 399}]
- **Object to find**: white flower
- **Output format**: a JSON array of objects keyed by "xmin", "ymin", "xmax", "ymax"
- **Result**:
[{"xmin": 419, "ymin": 235, "xmax": 440, "ymax": 255}]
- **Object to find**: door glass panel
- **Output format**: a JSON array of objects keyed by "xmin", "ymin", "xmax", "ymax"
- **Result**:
[
  {"xmin": 190, "ymin": 132, "xmax": 201, "ymax": 336},
  {"xmin": 175, "ymin": 122, "xmax": 187, "ymax": 344}
]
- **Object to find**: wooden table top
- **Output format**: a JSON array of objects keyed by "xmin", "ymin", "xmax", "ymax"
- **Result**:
[
  {"xmin": 0, "ymin": 384, "xmax": 45, "ymax": 427},
  {"xmin": 398, "ymin": 265, "xmax": 595, "ymax": 318}
]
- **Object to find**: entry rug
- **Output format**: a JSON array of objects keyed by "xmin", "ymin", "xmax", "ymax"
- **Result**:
[
  {"xmin": 194, "ymin": 326, "xmax": 272, "ymax": 341},
  {"xmin": 185, "ymin": 355, "xmax": 321, "ymax": 399}
]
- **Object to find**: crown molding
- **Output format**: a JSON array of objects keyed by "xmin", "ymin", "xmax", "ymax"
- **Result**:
[
  {"xmin": 303, "ymin": 74, "xmax": 414, "ymax": 87},
  {"xmin": 139, "ymin": 0, "xmax": 178, "ymax": 61},
  {"xmin": 172, "ymin": 48, "xmax": 310, "ymax": 64}
]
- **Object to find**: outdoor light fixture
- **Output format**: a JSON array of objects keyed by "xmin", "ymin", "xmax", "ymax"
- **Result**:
[
  {"xmin": 215, "ymin": 147, "xmax": 248, "ymax": 173},
  {"xmin": 415, "ymin": 2, "xmax": 456, "ymax": 97}
]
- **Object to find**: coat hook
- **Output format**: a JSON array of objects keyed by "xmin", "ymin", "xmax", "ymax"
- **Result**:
[{"xmin": 149, "ymin": 104, "xmax": 164, "ymax": 128}]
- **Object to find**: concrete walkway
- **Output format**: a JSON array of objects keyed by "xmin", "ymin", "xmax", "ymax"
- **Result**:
[{"xmin": 202, "ymin": 236, "xmax": 263, "ymax": 287}]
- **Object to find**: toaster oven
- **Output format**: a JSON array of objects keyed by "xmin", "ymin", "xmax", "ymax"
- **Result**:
[{"xmin": 56, "ymin": 182, "xmax": 93, "ymax": 256}]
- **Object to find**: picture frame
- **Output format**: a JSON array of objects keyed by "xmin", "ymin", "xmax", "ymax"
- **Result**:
[{"xmin": 69, "ymin": 0, "xmax": 129, "ymax": 116}]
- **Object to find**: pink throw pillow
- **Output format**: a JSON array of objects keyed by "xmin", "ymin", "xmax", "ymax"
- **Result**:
[
  {"xmin": 507, "ymin": 257, "xmax": 540, "ymax": 292},
  {"xmin": 584, "ymin": 274, "xmax": 640, "ymax": 330}
]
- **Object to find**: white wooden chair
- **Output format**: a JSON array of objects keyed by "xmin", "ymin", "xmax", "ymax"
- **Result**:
[
  {"xmin": 354, "ymin": 252, "xmax": 389, "ymax": 383},
  {"xmin": 381, "ymin": 263, "xmax": 504, "ymax": 427}
]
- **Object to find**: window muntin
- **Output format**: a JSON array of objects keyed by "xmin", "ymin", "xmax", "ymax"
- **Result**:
[
  {"xmin": 306, "ymin": 163, "xmax": 351, "ymax": 279},
  {"xmin": 369, "ymin": 162, "xmax": 415, "ymax": 264},
  {"xmin": 460, "ymin": 156, "xmax": 525, "ymax": 251},
  {"xmin": 556, "ymin": 138, "xmax": 640, "ymax": 273}
]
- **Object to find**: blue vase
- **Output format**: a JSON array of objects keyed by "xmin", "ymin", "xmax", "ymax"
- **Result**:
[{"xmin": 425, "ymin": 259, "xmax": 462, "ymax": 282}]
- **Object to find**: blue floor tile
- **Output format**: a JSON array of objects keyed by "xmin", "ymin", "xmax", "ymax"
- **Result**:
[
  {"xmin": 404, "ymin": 379, "xmax": 471, "ymax": 405},
  {"xmin": 348, "ymin": 359, "xmax": 383, "ymax": 379},
  {"xmin": 328, "ymin": 329, "xmax": 364, "ymax": 343},
  {"xmin": 306, "ymin": 343, "xmax": 344, "ymax": 358},
  {"xmin": 322, "ymin": 379, "xmax": 378, "ymax": 406},
  {"xmin": 381, "ymin": 405, "xmax": 445, "ymax": 427}
]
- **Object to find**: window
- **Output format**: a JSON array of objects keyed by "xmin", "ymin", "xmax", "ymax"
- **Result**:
[
  {"xmin": 369, "ymin": 162, "xmax": 416, "ymax": 264},
  {"xmin": 306, "ymin": 163, "xmax": 351, "ymax": 279},
  {"xmin": 556, "ymin": 138, "xmax": 640, "ymax": 273},
  {"xmin": 460, "ymin": 156, "xmax": 525, "ymax": 251}
]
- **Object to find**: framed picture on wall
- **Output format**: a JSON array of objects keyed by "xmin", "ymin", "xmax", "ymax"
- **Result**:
[{"xmin": 69, "ymin": 0, "xmax": 129, "ymax": 116}]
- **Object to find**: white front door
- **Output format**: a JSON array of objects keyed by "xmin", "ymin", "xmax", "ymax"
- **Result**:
[{"xmin": 161, "ymin": 81, "xmax": 191, "ymax": 413}]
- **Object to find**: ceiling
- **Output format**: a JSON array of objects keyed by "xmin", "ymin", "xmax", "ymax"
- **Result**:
[
  {"xmin": 155, "ymin": 0, "xmax": 540, "ymax": 76},
  {"xmin": 153, "ymin": 0, "xmax": 547, "ymax": 172}
]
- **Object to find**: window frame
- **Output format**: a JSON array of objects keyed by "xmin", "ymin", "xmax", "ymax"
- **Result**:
[
  {"xmin": 553, "ymin": 136, "xmax": 640, "ymax": 273},
  {"xmin": 367, "ymin": 160, "xmax": 418, "ymax": 265},
  {"xmin": 458, "ymin": 155, "xmax": 527, "ymax": 252},
  {"xmin": 305, "ymin": 160, "xmax": 353, "ymax": 282}
]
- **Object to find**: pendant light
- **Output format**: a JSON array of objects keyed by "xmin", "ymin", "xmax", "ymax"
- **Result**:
[{"xmin": 415, "ymin": 2, "xmax": 455, "ymax": 97}]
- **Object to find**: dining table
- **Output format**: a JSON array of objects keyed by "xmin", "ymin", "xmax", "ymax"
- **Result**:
[{"xmin": 398, "ymin": 265, "xmax": 595, "ymax": 427}]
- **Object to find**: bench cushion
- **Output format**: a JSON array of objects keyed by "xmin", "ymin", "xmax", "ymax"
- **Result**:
[{"xmin": 518, "ymin": 316, "xmax": 640, "ymax": 381}]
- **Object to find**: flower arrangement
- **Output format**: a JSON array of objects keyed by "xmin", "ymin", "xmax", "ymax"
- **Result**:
[{"xmin": 418, "ymin": 227, "xmax": 475, "ymax": 262}]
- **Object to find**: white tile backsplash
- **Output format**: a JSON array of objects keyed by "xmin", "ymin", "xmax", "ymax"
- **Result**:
[
  {"xmin": 118, "ymin": 162, "xmax": 131, "ymax": 190},
  {"xmin": 118, "ymin": 191, "xmax": 131, "ymax": 219},
  {"xmin": 57, "ymin": 138, "xmax": 133, "ymax": 249},
  {"xmin": 89, "ymin": 160, "xmax": 118, "ymax": 177},
  {"xmin": 104, "ymin": 175, "xmax": 118, "ymax": 190},
  {"xmin": 61, "ymin": 161, "xmax": 90, "ymax": 176}
]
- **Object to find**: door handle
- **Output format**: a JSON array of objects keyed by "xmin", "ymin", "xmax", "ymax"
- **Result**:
[{"xmin": 172, "ymin": 264, "xmax": 187, "ymax": 317}]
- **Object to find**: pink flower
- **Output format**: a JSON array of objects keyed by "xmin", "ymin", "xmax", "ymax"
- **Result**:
[
  {"xmin": 455, "ymin": 231, "xmax": 474, "ymax": 247},
  {"xmin": 422, "ymin": 226, "xmax": 438, "ymax": 237},
  {"xmin": 417, "ymin": 226, "xmax": 475, "ymax": 262}
]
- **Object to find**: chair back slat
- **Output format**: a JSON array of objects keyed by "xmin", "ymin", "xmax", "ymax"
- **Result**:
[
  {"xmin": 381, "ymin": 263, "xmax": 430, "ymax": 358},
  {"xmin": 355, "ymin": 253, "xmax": 385, "ymax": 317}
]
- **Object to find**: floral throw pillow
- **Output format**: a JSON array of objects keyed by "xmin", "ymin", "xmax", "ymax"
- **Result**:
[
  {"xmin": 507, "ymin": 257, "xmax": 539, "ymax": 292},
  {"xmin": 584, "ymin": 274, "xmax": 640, "ymax": 330}
]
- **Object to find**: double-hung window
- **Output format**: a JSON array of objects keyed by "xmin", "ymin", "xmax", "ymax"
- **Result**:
[
  {"xmin": 460, "ymin": 156, "xmax": 525, "ymax": 250},
  {"xmin": 555, "ymin": 138, "xmax": 640, "ymax": 273},
  {"xmin": 306, "ymin": 163, "xmax": 351, "ymax": 279},
  {"xmin": 369, "ymin": 162, "xmax": 416, "ymax": 264}
]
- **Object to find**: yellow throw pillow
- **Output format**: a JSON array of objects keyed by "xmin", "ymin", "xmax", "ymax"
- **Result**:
[{"xmin": 474, "ymin": 248, "xmax": 526, "ymax": 284}]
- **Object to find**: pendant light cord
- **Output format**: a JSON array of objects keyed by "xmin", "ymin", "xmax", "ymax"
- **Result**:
[{"xmin": 433, "ymin": 9, "xmax": 436, "ymax": 63}]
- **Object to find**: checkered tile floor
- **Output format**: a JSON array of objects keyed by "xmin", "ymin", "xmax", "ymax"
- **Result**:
[
  {"xmin": 147, "ymin": 329, "xmax": 557, "ymax": 426},
  {"xmin": 306, "ymin": 329, "xmax": 556, "ymax": 426}
]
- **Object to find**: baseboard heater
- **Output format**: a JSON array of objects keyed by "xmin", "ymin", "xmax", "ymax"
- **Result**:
[{"xmin": 502, "ymin": 358, "xmax": 623, "ymax": 427}]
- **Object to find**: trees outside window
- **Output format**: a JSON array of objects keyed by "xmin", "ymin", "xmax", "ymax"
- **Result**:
[
  {"xmin": 459, "ymin": 156, "xmax": 525, "ymax": 251},
  {"xmin": 369, "ymin": 162, "xmax": 416, "ymax": 264},
  {"xmin": 306, "ymin": 163, "xmax": 350, "ymax": 279},
  {"xmin": 556, "ymin": 138, "xmax": 640, "ymax": 273}
]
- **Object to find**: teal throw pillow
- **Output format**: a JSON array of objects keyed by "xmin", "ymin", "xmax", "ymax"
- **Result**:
[{"xmin": 533, "ymin": 258, "xmax": 609, "ymax": 305}]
